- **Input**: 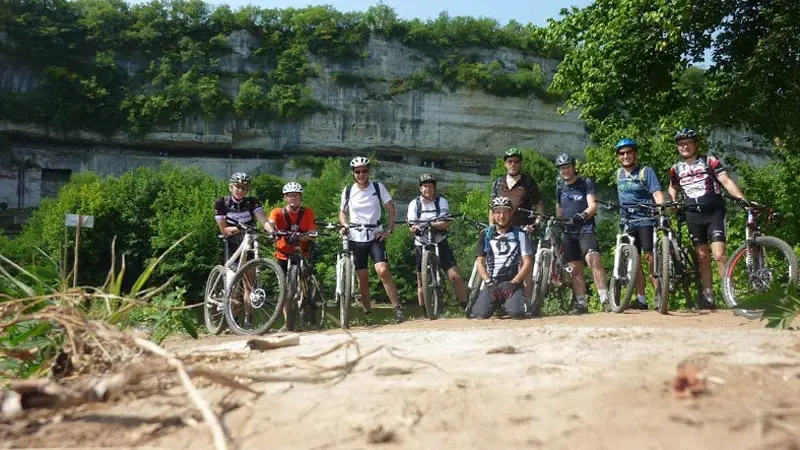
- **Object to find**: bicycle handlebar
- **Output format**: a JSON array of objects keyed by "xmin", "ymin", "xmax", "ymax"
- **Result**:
[
  {"xmin": 460, "ymin": 214, "xmax": 488, "ymax": 230},
  {"xmin": 518, "ymin": 208, "xmax": 574, "ymax": 224}
]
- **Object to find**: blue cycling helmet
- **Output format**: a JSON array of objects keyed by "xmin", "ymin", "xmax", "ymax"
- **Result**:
[{"xmin": 615, "ymin": 138, "xmax": 639, "ymax": 153}]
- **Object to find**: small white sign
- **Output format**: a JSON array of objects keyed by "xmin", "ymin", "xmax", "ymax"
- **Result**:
[{"xmin": 65, "ymin": 214, "xmax": 94, "ymax": 228}]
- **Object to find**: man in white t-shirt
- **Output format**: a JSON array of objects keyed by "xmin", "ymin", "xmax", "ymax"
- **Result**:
[
  {"xmin": 339, "ymin": 156, "xmax": 404, "ymax": 323},
  {"xmin": 407, "ymin": 173, "xmax": 467, "ymax": 316}
]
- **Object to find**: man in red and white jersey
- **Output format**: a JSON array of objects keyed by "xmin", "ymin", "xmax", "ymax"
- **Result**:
[{"xmin": 667, "ymin": 128, "xmax": 747, "ymax": 309}]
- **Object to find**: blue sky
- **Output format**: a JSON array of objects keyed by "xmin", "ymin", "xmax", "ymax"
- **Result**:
[{"xmin": 198, "ymin": 0, "xmax": 595, "ymax": 26}]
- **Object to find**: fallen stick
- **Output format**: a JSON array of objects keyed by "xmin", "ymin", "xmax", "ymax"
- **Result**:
[{"xmin": 134, "ymin": 337, "xmax": 229, "ymax": 450}]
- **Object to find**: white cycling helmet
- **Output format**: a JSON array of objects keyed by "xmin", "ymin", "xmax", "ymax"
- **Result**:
[
  {"xmin": 350, "ymin": 156, "xmax": 370, "ymax": 169},
  {"xmin": 282, "ymin": 181, "xmax": 303, "ymax": 194},
  {"xmin": 490, "ymin": 196, "xmax": 514, "ymax": 210}
]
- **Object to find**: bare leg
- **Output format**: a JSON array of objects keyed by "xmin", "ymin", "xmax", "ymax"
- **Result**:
[
  {"xmin": 375, "ymin": 262, "xmax": 400, "ymax": 307},
  {"xmin": 356, "ymin": 269, "xmax": 371, "ymax": 311},
  {"xmin": 448, "ymin": 267, "xmax": 467, "ymax": 305}
]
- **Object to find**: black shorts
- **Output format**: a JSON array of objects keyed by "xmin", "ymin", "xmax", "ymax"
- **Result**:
[
  {"xmin": 349, "ymin": 240, "xmax": 388, "ymax": 270},
  {"xmin": 414, "ymin": 240, "xmax": 457, "ymax": 272},
  {"xmin": 628, "ymin": 226, "xmax": 655, "ymax": 253},
  {"xmin": 686, "ymin": 208, "xmax": 727, "ymax": 245},
  {"xmin": 562, "ymin": 232, "xmax": 600, "ymax": 263}
]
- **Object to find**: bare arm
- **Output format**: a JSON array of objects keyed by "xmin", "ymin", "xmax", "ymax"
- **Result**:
[
  {"xmin": 254, "ymin": 209, "xmax": 270, "ymax": 231},
  {"xmin": 339, "ymin": 209, "xmax": 348, "ymax": 228},
  {"xmin": 668, "ymin": 185, "xmax": 678, "ymax": 201},
  {"xmin": 385, "ymin": 199, "xmax": 396, "ymax": 232},
  {"xmin": 216, "ymin": 218, "xmax": 238, "ymax": 237},
  {"xmin": 555, "ymin": 204, "xmax": 562, "ymax": 218},
  {"xmin": 585, "ymin": 194, "xmax": 598, "ymax": 218},
  {"xmin": 717, "ymin": 172, "xmax": 746, "ymax": 199},
  {"xmin": 513, "ymin": 254, "xmax": 533, "ymax": 284},
  {"xmin": 652, "ymin": 190, "xmax": 665, "ymax": 204},
  {"xmin": 264, "ymin": 219, "xmax": 276, "ymax": 234},
  {"xmin": 476, "ymin": 256, "xmax": 490, "ymax": 283}
]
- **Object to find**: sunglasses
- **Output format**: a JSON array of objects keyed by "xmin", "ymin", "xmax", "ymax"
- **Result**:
[
  {"xmin": 232, "ymin": 184, "xmax": 250, "ymax": 190},
  {"xmin": 617, "ymin": 150, "xmax": 635, "ymax": 156},
  {"xmin": 353, "ymin": 169, "xmax": 369, "ymax": 175}
]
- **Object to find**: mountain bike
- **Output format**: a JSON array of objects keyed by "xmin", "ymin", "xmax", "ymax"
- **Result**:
[
  {"xmin": 409, "ymin": 214, "xmax": 455, "ymax": 319},
  {"xmin": 520, "ymin": 208, "xmax": 575, "ymax": 317},
  {"xmin": 633, "ymin": 201, "xmax": 701, "ymax": 314},
  {"xmin": 272, "ymin": 230, "xmax": 325, "ymax": 331},
  {"xmin": 596, "ymin": 200, "xmax": 642, "ymax": 313},
  {"xmin": 204, "ymin": 221, "xmax": 285, "ymax": 336},
  {"xmin": 461, "ymin": 215, "xmax": 489, "ymax": 317},
  {"xmin": 722, "ymin": 196, "xmax": 798, "ymax": 319},
  {"xmin": 328, "ymin": 223, "xmax": 382, "ymax": 329}
]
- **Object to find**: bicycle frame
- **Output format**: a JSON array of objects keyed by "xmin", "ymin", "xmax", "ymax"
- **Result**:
[
  {"xmin": 211, "ymin": 223, "xmax": 263, "ymax": 308},
  {"xmin": 273, "ymin": 230, "xmax": 319, "ymax": 308}
]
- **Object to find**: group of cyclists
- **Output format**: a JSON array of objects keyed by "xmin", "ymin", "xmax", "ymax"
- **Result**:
[{"xmin": 213, "ymin": 126, "xmax": 750, "ymax": 328}]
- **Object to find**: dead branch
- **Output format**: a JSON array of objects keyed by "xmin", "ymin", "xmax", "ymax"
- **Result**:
[{"xmin": 133, "ymin": 337, "xmax": 230, "ymax": 450}]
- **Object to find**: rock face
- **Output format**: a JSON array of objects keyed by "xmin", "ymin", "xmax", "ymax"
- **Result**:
[{"xmin": 0, "ymin": 31, "xmax": 770, "ymax": 209}]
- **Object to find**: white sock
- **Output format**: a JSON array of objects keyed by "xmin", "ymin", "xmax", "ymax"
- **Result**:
[
  {"xmin": 637, "ymin": 294, "xmax": 647, "ymax": 305},
  {"xmin": 703, "ymin": 288, "xmax": 715, "ymax": 300},
  {"xmin": 576, "ymin": 294, "xmax": 588, "ymax": 306},
  {"xmin": 598, "ymin": 289, "xmax": 609, "ymax": 302}
]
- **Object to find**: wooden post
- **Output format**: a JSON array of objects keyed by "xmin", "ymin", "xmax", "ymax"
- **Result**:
[{"xmin": 72, "ymin": 215, "xmax": 81, "ymax": 288}]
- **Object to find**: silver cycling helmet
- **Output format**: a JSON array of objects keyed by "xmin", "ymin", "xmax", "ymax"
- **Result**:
[
  {"xmin": 229, "ymin": 172, "xmax": 251, "ymax": 185},
  {"xmin": 490, "ymin": 196, "xmax": 514, "ymax": 210},
  {"xmin": 350, "ymin": 156, "xmax": 370, "ymax": 169}
]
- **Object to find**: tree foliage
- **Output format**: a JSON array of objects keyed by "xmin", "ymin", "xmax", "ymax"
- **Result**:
[{"xmin": 0, "ymin": 0, "xmax": 563, "ymax": 135}]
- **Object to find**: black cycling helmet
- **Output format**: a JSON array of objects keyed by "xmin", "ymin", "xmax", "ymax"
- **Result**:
[
  {"xmin": 674, "ymin": 128, "xmax": 698, "ymax": 142},
  {"xmin": 504, "ymin": 147, "xmax": 523, "ymax": 161},
  {"xmin": 418, "ymin": 173, "xmax": 437, "ymax": 186},
  {"xmin": 555, "ymin": 153, "xmax": 576, "ymax": 167}
]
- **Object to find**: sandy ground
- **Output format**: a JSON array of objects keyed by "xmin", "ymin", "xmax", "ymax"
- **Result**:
[{"xmin": 3, "ymin": 310, "xmax": 800, "ymax": 450}]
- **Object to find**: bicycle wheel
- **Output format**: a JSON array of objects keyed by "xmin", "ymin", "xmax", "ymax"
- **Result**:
[
  {"xmin": 203, "ymin": 265, "xmax": 227, "ymax": 335},
  {"xmin": 530, "ymin": 248, "xmax": 553, "ymax": 317},
  {"xmin": 679, "ymin": 247, "xmax": 701, "ymax": 310},
  {"xmin": 285, "ymin": 265, "xmax": 299, "ymax": 332},
  {"xmin": 225, "ymin": 258, "xmax": 285, "ymax": 335},
  {"xmin": 309, "ymin": 275, "xmax": 328, "ymax": 328},
  {"xmin": 722, "ymin": 236, "xmax": 798, "ymax": 320},
  {"xmin": 609, "ymin": 244, "xmax": 640, "ymax": 313},
  {"xmin": 336, "ymin": 256, "xmax": 352, "ymax": 329},
  {"xmin": 420, "ymin": 249, "xmax": 442, "ymax": 319},
  {"xmin": 656, "ymin": 236, "xmax": 671, "ymax": 314}
]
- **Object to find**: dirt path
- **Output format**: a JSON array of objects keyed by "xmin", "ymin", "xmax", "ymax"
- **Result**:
[{"xmin": 4, "ymin": 311, "xmax": 800, "ymax": 449}]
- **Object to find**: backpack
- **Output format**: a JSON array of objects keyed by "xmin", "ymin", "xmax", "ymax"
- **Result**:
[
  {"xmin": 414, "ymin": 195, "xmax": 441, "ymax": 220},
  {"xmin": 615, "ymin": 166, "xmax": 649, "ymax": 186},
  {"xmin": 282, "ymin": 206, "xmax": 305, "ymax": 231},
  {"xmin": 343, "ymin": 181, "xmax": 384, "ymax": 224}
]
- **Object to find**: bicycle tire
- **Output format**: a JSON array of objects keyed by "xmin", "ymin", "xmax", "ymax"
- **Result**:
[
  {"xmin": 609, "ymin": 244, "xmax": 640, "ymax": 313},
  {"xmin": 657, "ymin": 236, "xmax": 671, "ymax": 314},
  {"xmin": 285, "ymin": 265, "xmax": 300, "ymax": 332},
  {"xmin": 310, "ymin": 275, "xmax": 327, "ymax": 328},
  {"xmin": 203, "ymin": 265, "xmax": 227, "ymax": 335},
  {"xmin": 337, "ymin": 256, "xmax": 352, "ymax": 329},
  {"xmin": 530, "ymin": 248, "xmax": 553, "ymax": 317},
  {"xmin": 680, "ymin": 247, "xmax": 701, "ymax": 310},
  {"xmin": 224, "ymin": 258, "xmax": 285, "ymax": 335},
  {"xmin": 420, "ymin": 249, "xmax": 441, "ymax": 320},
  {"xmin": 722, "ymin": 235, "xmax": 799, "ymax": 320}
]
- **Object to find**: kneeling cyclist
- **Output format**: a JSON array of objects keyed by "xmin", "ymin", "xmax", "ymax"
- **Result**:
[
  {"xmin": 265, "ymin": 182, "xmax": 318, "ymax": 329},
  {"xmin": 471, "ymin": 197, "xmax": 534, "ymax": 319},
  {"xmin": 407, "ymin": 173, "xmax": 467, "ymax": 316}
]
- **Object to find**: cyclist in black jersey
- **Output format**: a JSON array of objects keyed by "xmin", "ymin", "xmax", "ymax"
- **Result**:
[{"xmin": 213, "ymin": 172, "xmax": 270, "ymax": 262}]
